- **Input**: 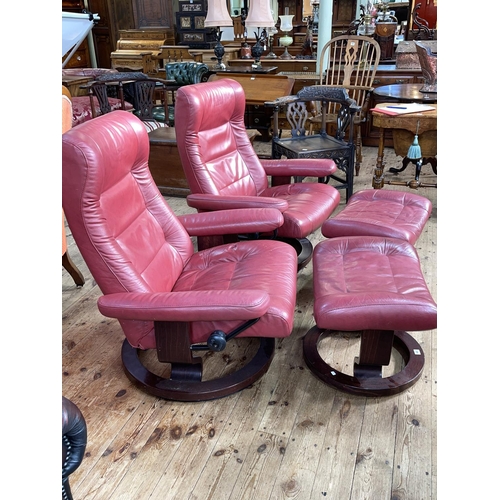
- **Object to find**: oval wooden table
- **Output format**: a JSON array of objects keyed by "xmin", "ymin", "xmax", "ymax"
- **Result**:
[
  {"xmin": 371, "ymin": 103, "xmax": 437, "ymax": 190},
  {"xmin": 373, "ymin": 83, "xmax": 437, "ymax": 104}
]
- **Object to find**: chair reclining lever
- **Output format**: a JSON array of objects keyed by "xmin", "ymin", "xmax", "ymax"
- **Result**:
[{"xmin": 191, "ymin": 318, "xmax": 260, "ymax": 352}]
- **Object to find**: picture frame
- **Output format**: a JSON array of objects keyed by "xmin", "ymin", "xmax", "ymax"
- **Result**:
[
  {"xmin": 194, "ymin": 16, "xmax": 205, "ymax": 30},
  {"xmin": 179, "ymin": 1, "xmax": 203, "ymax": 12},
  {"xmin": 182, "ymin": 32, "xmax": 205, "ymax": 42},
  {"xmin": 180, "ymin": 16, "xmax": 192, "ymax": 29}
]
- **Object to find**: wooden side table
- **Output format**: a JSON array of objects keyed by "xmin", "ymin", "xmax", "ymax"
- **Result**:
[
  {"xmin": 373, "ymin": 83, "xmax": 437, "ymax": 103},
  {"xmin": 372, "ymin": 104, "xmax": 437, "ymax": 190}
]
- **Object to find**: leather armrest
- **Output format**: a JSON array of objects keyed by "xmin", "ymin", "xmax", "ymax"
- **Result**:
[
  {"xmin": 186, "ymin": 193, "xmax": 289, "ymax": 212},
  {"xmin": 178, "ymin": 208, "xmax": 284, "ymax": 236},
  {"xmin": 261, "ymin": 158, "xmax": 337, "ymax": 177},
  {"xmin": 98, "ymin": 289, "xmax": 271, "ymax": 322}
]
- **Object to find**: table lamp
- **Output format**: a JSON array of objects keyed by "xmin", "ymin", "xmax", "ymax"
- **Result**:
[
  {"xmin": 278, "ymin": 12, "xmax": 294, "ymax": 60},
  {"xmin": 204, "ymin": 0, "xmax": 234, "ymax": 70},
  {"xmin": 245, "ymin": 0, "xmax": 275, "ymax": 68}
]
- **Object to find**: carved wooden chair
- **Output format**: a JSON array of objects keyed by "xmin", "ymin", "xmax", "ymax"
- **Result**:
[
  {"xmin": 86, "ymin": 72, "xmax": 172, "ymax": 130},
  {"xmin": 266, "ymin": 86, "xmax": 360, "ymax": 201},
  {"xmin": 308, "ymin": 35, "xmax": 381, "ymax": 177}
]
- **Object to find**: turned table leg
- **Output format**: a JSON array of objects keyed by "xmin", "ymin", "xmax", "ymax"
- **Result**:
[{"xmin": 372, "ymin": 128, "xmax": 386, "ymax": 189}]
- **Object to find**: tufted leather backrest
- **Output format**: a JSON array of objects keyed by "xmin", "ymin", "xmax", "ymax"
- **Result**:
[
  {"xmin": 165, "ymin": 61, "xmax": 209, "ymax": 85},
  {"xmin": 174, "ymin": 78, "xmax": 270, "ymax": 197},
  {"xmin": 62, "ymin": 111, "xmax": 194, "ymax": 348}
]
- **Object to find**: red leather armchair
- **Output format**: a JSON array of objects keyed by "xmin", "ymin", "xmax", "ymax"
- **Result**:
[
  {"xmin": 174, "ymin": 78, "xmax": 341, "ymax": 268},
  {"xmin": 62, "ymin": 111, "xmax": 298, "ymax": 401}
]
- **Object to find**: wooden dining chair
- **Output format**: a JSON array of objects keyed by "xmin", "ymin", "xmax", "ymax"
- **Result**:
[{"xmin": 308, "ymin": 35, "xmax": 381, "ymax": 177}]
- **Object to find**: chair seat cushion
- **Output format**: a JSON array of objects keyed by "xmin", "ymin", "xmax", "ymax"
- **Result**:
[
  {"xmin": 313, "ymin": 236, "xmax": 437, "ymax": 332},
  {"xmin": 322, "ymin": 189, "xmax": 432, "ymax": 244},
  {"xmin": 141, "ymin": 120, "xmax": 169, "ymax": 133},
  {"xmin": 174, "ymin": 239, "xmax": 297, "ymax": 344},
  {"xmin": 262, "ymin": 182, "xmax": 339, "ymax": 238},
  {"xmin": 71, "ymin": 96, "xmax": 134, "ymax": 127}
]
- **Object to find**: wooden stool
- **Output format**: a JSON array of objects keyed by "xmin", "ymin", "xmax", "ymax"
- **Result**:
[{"xmin": 303, "ymin": 236, "xmax": 437, "ymax": 397}]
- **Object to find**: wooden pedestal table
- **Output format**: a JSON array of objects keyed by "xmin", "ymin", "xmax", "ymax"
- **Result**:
[
  {"xmin": 372, "ymin": 104, "xmax": 437, "ymax": 190},
  {"xmin": 373, "ymin": 84, "xmax": 437, "ymax": 104}
]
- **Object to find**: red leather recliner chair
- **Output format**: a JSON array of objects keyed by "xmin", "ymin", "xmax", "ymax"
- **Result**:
[
  {"xmin": 174, "ymin": 78, "xmax": 341, "ymax": 268},
  {"xmin": 62, "ymin": 111, "xmax": 298, "ymax": 401}
]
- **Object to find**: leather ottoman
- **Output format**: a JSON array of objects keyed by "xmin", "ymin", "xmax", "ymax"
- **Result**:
[{"xmin": 303, "ymin": 235, "xmax": 437, "ymax": 397}]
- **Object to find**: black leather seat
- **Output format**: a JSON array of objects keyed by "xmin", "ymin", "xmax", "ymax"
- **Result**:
[{"xmin": 62, "ymin": 396, "xmax": 87, "ymax": 500}]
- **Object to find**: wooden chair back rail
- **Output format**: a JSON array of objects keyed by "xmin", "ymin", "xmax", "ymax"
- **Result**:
[
  {"xmin": 208, "ymin": 74, "xmax": 295, "ymax": 105},
  {"xmin": 311, "ymin": 35, "xmax": 381, "ymax": 176}
]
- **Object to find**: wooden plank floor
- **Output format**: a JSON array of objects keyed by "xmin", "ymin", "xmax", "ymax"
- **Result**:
[{"xmin": 62, "ymin": 145, "xmax": 437, "ymax": 500}]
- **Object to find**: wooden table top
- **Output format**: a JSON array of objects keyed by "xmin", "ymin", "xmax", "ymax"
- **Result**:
[
  {"xmin": 372, "ymin": 103, "xmax": 437, "ymax": 134},
  {"xmin": 208, "ymin": 73, "xmax": 295, "ymax": 105},
  {"xmin": 374, "ymin": 83, "xmax": 437, "ymax": 103},
  {"xmin": 215, "ymin": 65, "xmax": 278, "ymax": 74}
]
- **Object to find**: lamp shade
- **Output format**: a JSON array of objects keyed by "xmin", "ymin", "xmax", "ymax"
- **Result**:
[
  {"xmin": 279, "ymin": 14, "xmax": 294, "ymax": 32},
  {"xmin": 204, "ymin": 0, "xmax": 233, "ymax": 27},
  {"xmin": 245, "ymin": 0, "xmax": 275, "ymax": 28}
]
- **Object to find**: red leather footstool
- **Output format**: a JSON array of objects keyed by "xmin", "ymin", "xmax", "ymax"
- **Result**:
[
  {"xmin": 323, "ymin": 189, "xmax": 432, "ymax": 245},
  {"xmin": 303, "ymin": 236, "xmax": 437, "ymax": 397}
]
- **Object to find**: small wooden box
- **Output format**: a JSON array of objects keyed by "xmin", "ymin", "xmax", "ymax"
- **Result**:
[{"xmin": 148, "ymin": 127, "xmax": 190, "ymax": 197}]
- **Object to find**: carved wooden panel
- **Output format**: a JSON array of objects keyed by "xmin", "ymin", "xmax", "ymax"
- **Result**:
[
  {"xmin": 132, "ymin": 0, "xmax": 174, "ymax": 29},
  {"xmin": 333, "ymin": 0, "xmax": 356, "ymax": 27}
]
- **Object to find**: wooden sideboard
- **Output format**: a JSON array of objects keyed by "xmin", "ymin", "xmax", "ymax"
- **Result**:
[
  {"xmin": 208, "ymin": 73, "xmax": 295, "ymax": 141},
  {"xmin": 228, "ymin": 58, "xmax": 318, "ymax": 74}
]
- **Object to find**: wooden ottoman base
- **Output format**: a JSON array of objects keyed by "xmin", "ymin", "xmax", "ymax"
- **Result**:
[
  {"xmin": 304, "ymin": 235, "xmax": 437, "ymax": 397},
  {"xmin": 303, "ymin": 327, "xmax": 425, "ymax": 397}
]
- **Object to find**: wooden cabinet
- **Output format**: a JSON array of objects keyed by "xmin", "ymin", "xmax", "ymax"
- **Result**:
[
  {"xmin": 63, "ymin": 0, "xmax": 176, "ymax": 68},
  {"xmin": 228, "ymin": 58, "xmax": 316, "ymax": 73},
  {"xmin": 333, "ymin": 0, "xmax": 357, "ymax": 29},
  {"xmin": 63, "ymin": 0, "xmax": 136, "ymax": 68},
  {"xmin": 87, "ymin": 0, "xmax": 130, "ymax": 68},
  {"xmin": 132, "ymin": 0, "xmax": 174, "ymax": 29},
  {"xmin": 62, "ymin": 0, "xmax": 92, "ymax": 68},
  {"xmin": 175, "ymin": 1, "xmax": 216, "ymax": 48},
  {"xmin": 407, "ymin": 0, "xmax": 437, "ymax": 31}
]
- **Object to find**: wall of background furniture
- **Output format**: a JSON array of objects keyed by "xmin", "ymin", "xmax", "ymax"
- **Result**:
[{"xmin": 63, "ymin": 1, "xmax": 364, "ymax": 68}]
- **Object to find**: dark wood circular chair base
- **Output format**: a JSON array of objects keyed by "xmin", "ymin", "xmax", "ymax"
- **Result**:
[
  {"xmin": 303, "ymin": 327, "xmax": 425, "ymax": 397},
  {"xmin": 121, "ymin": 338, "xmax": 275, "ymax": 402},
  {"xmin": 278, "ymin": 237, "xmax": 313, "ymax": 270}
]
